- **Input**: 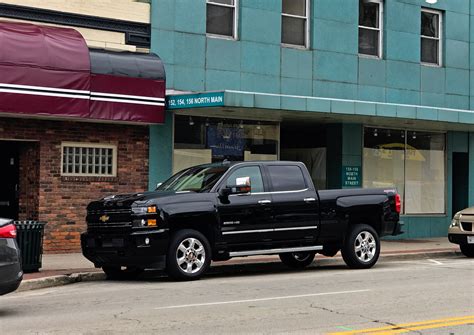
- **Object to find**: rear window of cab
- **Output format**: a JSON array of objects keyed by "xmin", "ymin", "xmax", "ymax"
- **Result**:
[{"xmin": 267, "ymin": 165, "xmax": 306, "ymax": 192}]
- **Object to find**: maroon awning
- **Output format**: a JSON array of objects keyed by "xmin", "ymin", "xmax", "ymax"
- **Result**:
[
  {"xmin": 0, "ymin": 21, "xmax": 165, "ymax": 124},
  {"xmin": 89, "ymin": 49, "xmax": 165, "ymax": 123}
]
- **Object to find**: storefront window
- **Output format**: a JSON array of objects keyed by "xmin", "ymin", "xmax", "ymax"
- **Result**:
[
  {"xmin": 363, "ymin": 127, "xmax": 445, "ymax": 215},
  {"xmin": 173, "ymin": 116, "xmax": 278, "ymax": 173},
  {"xmin": 405, "ymin": 131, "xmax": 445, "ymax": 214},
  {"xmin": 363, "ymin": 128, "xmax": 405, "ymax": 212}
]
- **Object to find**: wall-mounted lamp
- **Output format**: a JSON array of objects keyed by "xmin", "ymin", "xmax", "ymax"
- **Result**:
[
  {"xmin": 188, "ymin": 116, "xmax": 194, "ymax": 126},
  {"xmin": 373, "ymin": 128, "xmax": 378, "ymax": 137}
]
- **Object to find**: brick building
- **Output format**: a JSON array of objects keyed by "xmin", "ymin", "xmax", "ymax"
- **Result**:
[{"xmin": 0, "ymin": 1, "xmax": 166, "ymax": 253}]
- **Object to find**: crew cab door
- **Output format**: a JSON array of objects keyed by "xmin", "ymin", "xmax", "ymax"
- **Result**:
[
  {"xmin": 265, "ymin": 164, "xmax": 320, "ymax": 242},
  {"xmin": 216, "ymin": 165, "xmax": 273, "ymax": 246}
]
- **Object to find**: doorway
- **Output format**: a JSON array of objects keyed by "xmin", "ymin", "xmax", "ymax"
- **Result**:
[
  {"xmin": 0, "ymin": 141, "xmax": 19, "ymax": 219},
  {"xmin": 280, "ymin": 122, "xmax": 327, "ymax": 189},
  {"xmin": 452, "ymin": 152, "xmax": 469, "ymax": 215}
]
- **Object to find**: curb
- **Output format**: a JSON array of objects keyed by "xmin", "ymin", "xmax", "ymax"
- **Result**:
[
  {"xmin": 17, "ymin": 249, "xmax": 461, "ymax": 292},
  {"xmin": 18, "ymin": 272, "xmax": 106, "ymax": 292},
  {"xmin": 379, "ymin": 250, "xmax": 458, "ymax": 260}
]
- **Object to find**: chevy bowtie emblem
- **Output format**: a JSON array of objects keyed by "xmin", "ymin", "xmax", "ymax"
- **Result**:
[{"xmin": 99, "ymin": 215, "xmax": 110, "ymax": 223}]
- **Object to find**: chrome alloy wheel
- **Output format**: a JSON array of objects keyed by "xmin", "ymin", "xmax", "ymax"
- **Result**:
[
  {"xmin": 176, "ymin": 238, "xmax": 206, "ymax": 274},
  {"xmin": 354, "ymin": 231, "xmax": 376, "ymax": 263}
]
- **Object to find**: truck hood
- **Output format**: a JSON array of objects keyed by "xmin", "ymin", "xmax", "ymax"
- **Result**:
[{"xmin": 87, "ymin": 190, "xmax": 200, "ymax": 211}]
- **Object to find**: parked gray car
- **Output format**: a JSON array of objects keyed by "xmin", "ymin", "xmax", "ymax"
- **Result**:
[
  {"xmin": 448, "ymin": 207, "xmax": 474, "ymax": 257},
  {"xmin": 0, "ymin": 218, "xmax": 23, "ymax": 295}
]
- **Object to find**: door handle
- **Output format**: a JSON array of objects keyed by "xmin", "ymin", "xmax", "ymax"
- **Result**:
[
  {"xmin": 258, "ymin": 199, "xmax": 272, "ymax": 205},
  {"xmin": 304, "ymin": 198, "xmax": 316, "ymax": 203}
]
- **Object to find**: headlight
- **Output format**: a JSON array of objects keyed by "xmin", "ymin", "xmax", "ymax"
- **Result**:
[
  {"xmin": 132, "ymin": 205, "xmax": 160, "ymax": 227},
  {"xmin": 450, "ymin": 212, "xmax": 462, "ymax": 228},
  {"xmin": 132, "ymin": 206, "xmax": 157, "ymax": 214}
]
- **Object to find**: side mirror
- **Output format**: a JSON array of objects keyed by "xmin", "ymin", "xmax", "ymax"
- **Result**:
[
  {"xmin": 219, "ymin": 176, "xmax": 252, "ymax": 199},
  {"xmin": 235, "ymin": 177, "xmax": 251, "ymax": 193}
]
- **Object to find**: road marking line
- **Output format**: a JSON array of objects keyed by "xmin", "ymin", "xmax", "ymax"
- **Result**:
[
  {"xmin": 154, "ymin": 289, "xmax": 370, "ymax": 310},
  {"xmin": 372, "ymin": 318, "xmax": 474, "ymax": 334},
  {"xmin": 327, "ymin": 315, "xmax": 474, "ymax": 334},
  {"xmin": 428, "ymin": 259, "xmax": 443, "ymax": 265},
  {"xmin": 336, "ymin": 326, "xmax": 354, "ymax": 331}
]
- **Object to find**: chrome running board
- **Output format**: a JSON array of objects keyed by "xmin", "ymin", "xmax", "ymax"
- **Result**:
[{"xmin": 229, "ymin": 245, "xmax": 323, "ymax": 257}]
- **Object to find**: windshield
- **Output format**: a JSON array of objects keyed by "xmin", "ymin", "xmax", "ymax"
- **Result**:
[{"xmin": 156, "ymin": 165, "xmax": 229, "ymax": 192}]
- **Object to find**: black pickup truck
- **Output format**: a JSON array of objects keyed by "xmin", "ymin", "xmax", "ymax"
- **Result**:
[{"xmin": 82, "ymin": 161, "xmax": 402, "ymax": 280}]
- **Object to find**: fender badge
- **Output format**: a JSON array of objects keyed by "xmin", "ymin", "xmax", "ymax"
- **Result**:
[{"xmin": 99, "ymin": 215, "xmax": 110, "ymax": 223}]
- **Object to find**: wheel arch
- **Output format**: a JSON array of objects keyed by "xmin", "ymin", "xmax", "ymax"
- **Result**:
[
  {"xmin": 337, "ymin": 195, "xmax": 386, "ymax": 237},
  {"xmin": 168, "ymin": 213, "xmax": 217, "ymax": 251},
  {"xmin": 346, "ymin": 210, "xmax": 382, "ymax": 236}
]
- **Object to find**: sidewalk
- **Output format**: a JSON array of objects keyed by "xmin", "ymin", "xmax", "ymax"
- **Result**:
[{"xmin": 19, "ymin": 237, "xmax": 459, "ymax": 291}]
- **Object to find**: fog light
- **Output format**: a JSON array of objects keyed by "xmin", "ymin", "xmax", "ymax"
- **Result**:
[
  {"xmin": 145, "ymin": 237, "xmax": 150, "ymax": 245},
  {"xmin": 141, "ymin": 219, "xmax": 147, "ymax": 227}
]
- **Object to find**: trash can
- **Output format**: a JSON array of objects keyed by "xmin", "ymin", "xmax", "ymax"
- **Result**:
[{"xmin": 14, "ymin": 221, "xmax": 46, "ymax": 273}]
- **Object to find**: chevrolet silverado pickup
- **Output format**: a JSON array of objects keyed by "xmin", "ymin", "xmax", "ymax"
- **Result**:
[{"xmin": 81, "ymin": 161, "xmax": 402, "ymax": 280}]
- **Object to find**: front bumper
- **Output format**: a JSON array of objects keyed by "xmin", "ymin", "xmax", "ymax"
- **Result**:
[
  {"xmin": 81, "ymin": 228, "xmax": 169, "ymax": 269},
  {"xmin": 448, "ymin": 230, "xmax": 474, "ymax": 246}
]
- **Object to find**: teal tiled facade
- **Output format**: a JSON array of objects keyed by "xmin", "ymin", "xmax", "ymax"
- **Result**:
[
  {"xmin": 152, "ymin": 0, "xmax": 474, "ymax": 108},
  {"xmin": 150, "ymin": 0, "xmax": 474, "ymax": 239}
]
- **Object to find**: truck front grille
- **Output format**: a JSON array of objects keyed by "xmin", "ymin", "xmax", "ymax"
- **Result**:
[
  {"xmin": 87, "ymin": 208, "xmax": 132, "ymax": 228},
  {"xmin": 461, "ymin": 222, "xmax": 473, "ymax": 232}
]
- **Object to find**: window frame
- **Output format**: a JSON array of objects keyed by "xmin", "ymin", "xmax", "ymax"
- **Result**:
[
  {"xmin": 206, "ymin": 0, "xmax": 239, "ymax": 40},
  {"xmin": 60, "ymin": 142, "xmax": 117, "ymax": 177},
  {"xmin": 281, "ymin": 0, "xmax": 310, "ymax": 49},
  {"xmin": 358, "ymin": 0, "xmax": 384, "ymax": 59},
  {"xmin": 420, "ymin": 8, "xmax": 442, "ymax": 67}
]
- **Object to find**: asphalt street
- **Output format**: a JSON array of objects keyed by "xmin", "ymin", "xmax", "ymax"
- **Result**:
[{"xmin": 1, "ymin": 255, "xmax": 473, "ymax": 335}]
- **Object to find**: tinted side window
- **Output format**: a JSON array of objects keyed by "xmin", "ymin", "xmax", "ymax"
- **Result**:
[
  {"xmin": 268, "ymin": 165, "xmax": 306, "ymax": 192},
  {"xmin": 225, "ymin": 166, "xmax": 265, "ymax": 193}
]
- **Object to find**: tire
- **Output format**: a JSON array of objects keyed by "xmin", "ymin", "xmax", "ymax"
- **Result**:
[
  {"xmin": 341, "ymin": 224, "xmax": 380, "ymax": 269},
  {"xmin": 279, "ymin": 251, "xmax": 315, "ymax": 269},
  {"xmin": 166, "ymin": 229, "xmax": 211, "ymax": 281},
  {"xmin": 102, "ymin": 266, "xmax": 143, "ymax": 280},
  {"xmin": 460, "ymin": 244, "xmax": 474, "ymax": 258},
  {"xmin": 321, "ymin": 246, "xmax": 340, "ymax": 257}
]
